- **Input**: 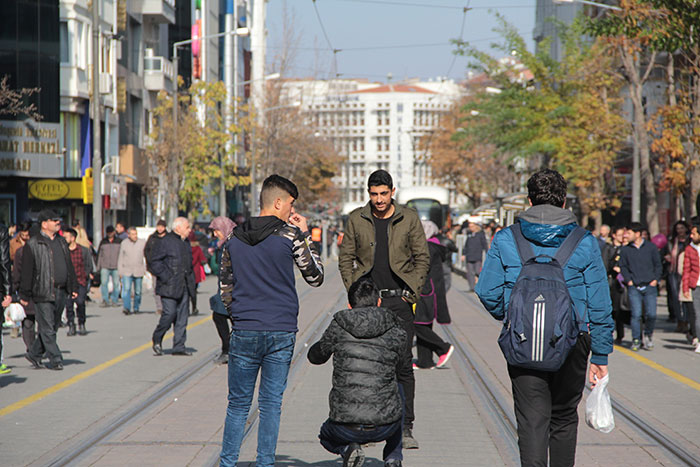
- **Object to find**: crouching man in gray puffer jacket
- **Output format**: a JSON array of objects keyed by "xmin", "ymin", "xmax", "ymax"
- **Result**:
[{"xmin": 307, "ymin": 277, "xmax": 407, "ymax": 467}]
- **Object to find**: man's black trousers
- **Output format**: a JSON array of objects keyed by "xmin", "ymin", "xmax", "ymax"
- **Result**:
[
  {"xmin": 153, "ymin": 293, "xmax": 189, "ymax": 353},
  {"xmin": 507, "ymin": 333, "xmax": 591, "ymax": 467},
  {"xmin": 382, "ymin": 296, "xmax": 415, "ymax": 428},
  {"xmin": 66, "ymin": 284, "xmax": 88, "ymax": 325},
  {"xmin": 29, "ymin": 288, "xmax": 67, "ymax": 365}
]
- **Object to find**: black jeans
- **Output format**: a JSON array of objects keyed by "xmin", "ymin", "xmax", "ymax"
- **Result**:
[
  {"xmin": 22, "ymin": 315, "xmax": 36, "ymax": 352},
  {"xmin": 153, "ymin": 293, "xmax": 189, "ymax": 352},
  {"xmin": 30, "ymin": 288, "xmax": 67, "ymax": 364},
  {"xmin": 414, "ymin": 322, "xmax": 450, "ymax": 368},
  {"xmin": 383, "ymin": 296, "xmax": 416, "ymax": 428},
  {"xmin": 508, "ymin": 333, "xmax": 591, "ymax": 467},
  {"xmin": 66, "ymin": 284, "xmax": 88, "ymax": 325},
  {"xmin": 212, "ymin": 312, "xmax": 233, "ymax": 353}
]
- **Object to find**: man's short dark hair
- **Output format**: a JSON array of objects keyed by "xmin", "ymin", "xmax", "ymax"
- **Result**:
[
  {"xmin": 64, "ymin": 228, "xmax": 78, "ymax": 238},
  {"xmin": 260, "ymin": 174, "xmax": 299, "ymax": 209},
  {"xmin": 628, "ymin": 222, "xmax": 645, "ymax": 233},
  {"xmin": 692, "ymin": 224, "xmax": 700, "ymax": 233},
  {"xmin": 367, "ymin": 170, "xmax": 393, "ymax": 190},
  {"xmin": 348, "ymin": 277, "xmax": 380, "ymax": 308},
  {"xmin": 106, "ymin": 225, "xmax": 115, "ymax": 233},
  {"xmin": 19, "ymin": 221, "xmax": 31, "ymax": 232},
  {"xmin": 527, "ymin": 169, "xmax": 567, "ymax": 207}
]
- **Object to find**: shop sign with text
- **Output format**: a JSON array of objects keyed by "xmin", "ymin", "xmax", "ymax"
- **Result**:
[{"xmin": 0, "ymin": 120, "xmax": 62, "ymax": 177}]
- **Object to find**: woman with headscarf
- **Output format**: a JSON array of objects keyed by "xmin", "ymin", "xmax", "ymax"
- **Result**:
[
  {"xmin": 413, "ymin": 220, "xmax": 454, "ymax": 369},
  {"xmin": 208, "ymin": 216, "xmax": 236, "ymax": 364}
]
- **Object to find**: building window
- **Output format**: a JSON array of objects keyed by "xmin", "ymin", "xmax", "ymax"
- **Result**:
[{"xmin": 60, "ymin": 21, "xmax": 69, "ymax": 64}]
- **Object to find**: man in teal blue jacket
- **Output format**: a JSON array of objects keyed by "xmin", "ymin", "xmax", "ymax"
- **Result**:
[{"xmin": 476, "ymin": 169, "xmax": 613, "ymax": 467}]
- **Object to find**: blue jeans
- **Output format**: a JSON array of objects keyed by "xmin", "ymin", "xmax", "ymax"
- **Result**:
[
  {"xmin": 100, "ymin": 268, "xmax": 120, "ymax": 304},
  {"xmin": 628, "ymin": 285, "xmax": 657, "ymax": 340},
  {"xmin": 220, "ymin": 330, "xmax": 296, "ymax": 467},
  {"xmin": 121, "ymin": 275, "xmax": 143, "ymax": 312}
]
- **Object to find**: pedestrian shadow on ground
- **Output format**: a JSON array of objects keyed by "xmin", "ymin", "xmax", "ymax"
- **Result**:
[
  {"xmin": 254, "ymin": 455, "xmax": 385, "ymax": 466},
  {"xmin": 663, "ymin": 338, "xmax": 693, "ymax": 345},
  {"xmin": 0, "ymin": 374, "xmax": 28, "ymax": 388},
  {"xmin": 61, "ymin": 358, "xmax": 86, "ymax": 366},
  {"xmin": 662, "ymin": 344, "xmax": 695, "ymax": 351}
]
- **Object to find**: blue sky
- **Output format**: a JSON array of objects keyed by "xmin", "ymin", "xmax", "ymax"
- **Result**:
[{"xmin": 266, "ymin": 0, "xmax": 537, "ymax": 82}]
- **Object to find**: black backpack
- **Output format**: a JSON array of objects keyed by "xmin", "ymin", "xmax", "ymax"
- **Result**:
[{"xmin": 498, "ymin": 222, "xmax": 587, "ymax": 372}]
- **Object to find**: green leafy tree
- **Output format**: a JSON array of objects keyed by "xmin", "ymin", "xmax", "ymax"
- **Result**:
[
  {"xmin": 456, "ymin": 16, "xmax": 627, "ymax": 228},
  {"xmin": 587, "ymin": 0, "xmax": 672, "ymax": 234},
  {"xmin": 145, "ymin": 80, "xmax": 249, "ymax": 220}
]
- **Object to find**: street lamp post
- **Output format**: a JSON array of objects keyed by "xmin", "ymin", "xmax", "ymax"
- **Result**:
[{"xmin": 170, "ymin": 27, "xmax": 249, "ymax": 222}]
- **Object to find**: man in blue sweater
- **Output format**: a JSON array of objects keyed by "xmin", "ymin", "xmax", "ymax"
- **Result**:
[
  {"xmin": 476, "ymin": 169, "xmax": 613, "ymax": 467},
  {"xmin": 619, "ymin": 222, "xmax": 663, "ymax": 351},
  {"xmin": 219, "ymin": 174, "xmax": 324, "ymax": 467}
]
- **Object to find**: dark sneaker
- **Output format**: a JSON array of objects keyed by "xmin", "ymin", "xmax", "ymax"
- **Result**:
[
  {"xmin": 100, "ymin": 300, "xmax": 109, "ymax": 308},
  {"xmin": 631, "ymin": 339, "xmax": 641, "ymax": 352},
  {"xmin": 402, "ymin": 427, "xmax": 419, "ymax": 449},
  {"xmin": 25, "ymin": 353, "xmax": 43, "ymax": 369},
  {"xmin": 152, "ymin": 343, "xmax": 163, "ymax": 356},
  {"xmin": 215, "ymin": 352, "xmax": 229, "ymax": 364},
  {"xmin": 49, "ymin": 362, "xmax": 64, "ymax": 371},
  {"xmin": 190, "ymin": 308, "xmax": 200, "ymax": 316},
  {"xmin": 342, "ymin": 443, "xmax": 365, "ymax": 467},
  {"xmin": 384, "ymin": 460, "xmax": 402, "ymax": 467},
  {"xmin": 122, "ymin": 308, "xmax": 131, "ymax": 315},
  {"xmin": 78, "ymin": 324, "xmax": 87, "ymax": 336},
  {"xmin": 67, "ymin": 323, "xmax": 77, "ymax": 336},
  {"xmin": 172, "ymin": 350, "xmax": 193, "ymax": 356}
]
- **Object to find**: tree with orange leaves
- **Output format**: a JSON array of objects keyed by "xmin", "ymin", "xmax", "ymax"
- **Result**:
[{"xmin": 418, "ymin": 98, "xmax": 519, "ymax": 209}]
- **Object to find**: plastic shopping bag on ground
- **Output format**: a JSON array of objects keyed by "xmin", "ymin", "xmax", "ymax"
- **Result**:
[{"xmin": 585, "ymin": 374, "xmax": 615, "ymax": 433}]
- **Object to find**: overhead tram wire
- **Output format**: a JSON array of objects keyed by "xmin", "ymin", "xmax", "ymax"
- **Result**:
[
  {"xmin": 446, "ymin": 2, "xmax": 470, "ymax": 77},
  {"xmin": 311, "ymin": 0, "xmax": 340, "ymax": 77},
  {"xmin": 330, "ymin": 0, "xmax": 535, "ymax": 9}
]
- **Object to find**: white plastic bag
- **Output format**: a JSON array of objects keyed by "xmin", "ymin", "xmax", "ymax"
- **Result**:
[
  {"xmin": 585, "ymin": 374, "xmax": 615, "ymax": 433},
  {"xmin": 143, "ymin": 272, "xmax": 153, "ymax": 291},
  {"xmin": 4, "ymin": 302, "xmax": 26, "ymax": 325}
]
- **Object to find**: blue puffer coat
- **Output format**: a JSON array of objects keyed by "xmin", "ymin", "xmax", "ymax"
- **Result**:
[{"xmin": 475, "ymin": 205, "xmax": 614, "ymax": 365}]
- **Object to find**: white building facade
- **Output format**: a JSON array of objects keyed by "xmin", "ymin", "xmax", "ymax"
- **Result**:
[{"xmin": 282, "ymin": 78, "xmax": 463, "ymax": 213}]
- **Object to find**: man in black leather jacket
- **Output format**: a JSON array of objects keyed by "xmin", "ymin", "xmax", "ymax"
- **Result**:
[
  {"xmin": 20, "ymin": 210, "xmax": 77, "ymax": 371},
  {"xmin": 1, "ymin": 223, "xmax": 13, "ymax": 374},
  {"xmin": 308, "ymin": 277, "xmax": 406, "ymax": 467},
  {"xmin": 149, "ymin": 217, "xmax": 195, "ymax": 356}
]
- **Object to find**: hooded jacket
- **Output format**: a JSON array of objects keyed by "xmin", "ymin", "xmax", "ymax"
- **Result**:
[
  {"xmin": 219, "ymin": 216, "xmax": 324, "ymax": 332},
  {"xmin": 307, "ymin": 306, "xmax": 407, "ymax": 425},
  {"xmin": 475, "ymin": 204, "xmax": 614, "ymax": 365}
]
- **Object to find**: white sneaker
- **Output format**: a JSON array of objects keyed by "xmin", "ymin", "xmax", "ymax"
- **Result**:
[
  {"xmin": 693, "ymin": 337, "xmax": 699, "ymax": 347},
  {"xmin": 643, "ymin": 335, "xmax": 654, "ymax": 350},
  {"xmin": 695, "ymin": 343, "xmax": 700, "ymax": 354}
]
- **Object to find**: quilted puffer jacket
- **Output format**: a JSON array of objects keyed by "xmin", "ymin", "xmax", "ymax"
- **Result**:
[{"xmin": 307, "ymin": 306, "xmax": 407, "ymax": 425}]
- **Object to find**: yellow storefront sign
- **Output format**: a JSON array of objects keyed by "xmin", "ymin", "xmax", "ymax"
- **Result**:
[
  {"xmin": 28, "ymin": 179, "xmax": 70, "ymax": 201},
  {"xmin": 82, "ymin": 169, "xmax": 94, "ymax": 204},
  {"xmin": 28, "ymin": 176, "xmax": 93, "ymax": 204}
]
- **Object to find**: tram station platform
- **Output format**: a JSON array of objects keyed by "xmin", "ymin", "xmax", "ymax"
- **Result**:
[{"xmin": 1, "ymin": 265, "xmax": 699, "ymax": 466}]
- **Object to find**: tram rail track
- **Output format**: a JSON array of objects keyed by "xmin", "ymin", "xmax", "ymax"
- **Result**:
[
  {"xmin": 454, "ymin": 283, "xmax": 700, "ymax": 466},
  {"xmin": 47, "ymin": 267, "xmax": 342, "ymax": 467}
]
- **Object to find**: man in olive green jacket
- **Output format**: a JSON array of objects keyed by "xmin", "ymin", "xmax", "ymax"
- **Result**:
[{"xmin": 338, "ymin": 169, "xmax": 430, "ymax": 449}]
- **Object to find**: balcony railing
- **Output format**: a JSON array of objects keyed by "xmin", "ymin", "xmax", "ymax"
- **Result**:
[{"xmin": 144, "ymin": 56, "xmax": 175, "ymax": 92}]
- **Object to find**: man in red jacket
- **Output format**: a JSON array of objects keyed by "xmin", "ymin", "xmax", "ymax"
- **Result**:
[{"xmin": 681, "ymin": 224, "xmax": 700, "ymax": 353}]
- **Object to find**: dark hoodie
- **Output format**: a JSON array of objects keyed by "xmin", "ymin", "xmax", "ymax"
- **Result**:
[
  {"xmin": 219, "ymin": 216, "xmax": 324, "ymax": 332},
  {"xmin": 307, "ymin": 306, "xmax": 407, "ymax": 425}
]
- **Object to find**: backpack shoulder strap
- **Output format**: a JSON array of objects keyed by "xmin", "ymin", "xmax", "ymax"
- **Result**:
[
  {"xmin": 511, "ymin": 222, "xmax": 534, "ymax": 264},
  {"xmin": 554, "ymin": 226, "xmax": 587, "ymax": 267}
]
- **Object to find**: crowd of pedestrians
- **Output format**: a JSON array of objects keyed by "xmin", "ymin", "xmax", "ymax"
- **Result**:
[{"xmin": 3, "ymin": 166, "xmax": 698, "ymax": 467}]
